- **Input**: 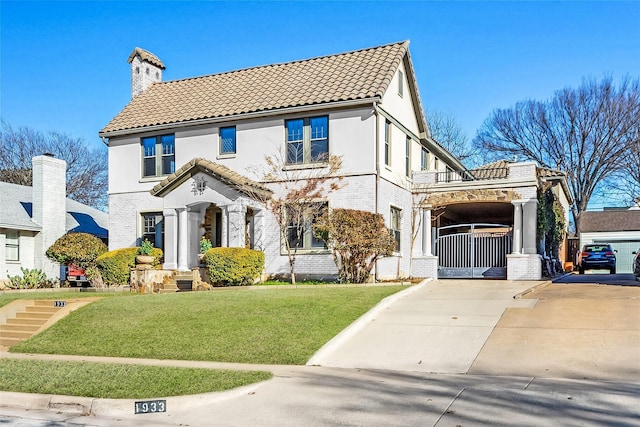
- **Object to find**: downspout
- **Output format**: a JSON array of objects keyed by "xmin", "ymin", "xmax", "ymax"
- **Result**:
[{"xmin": 373, "ymin": 103, "xmax": 381, "ymax": 282}]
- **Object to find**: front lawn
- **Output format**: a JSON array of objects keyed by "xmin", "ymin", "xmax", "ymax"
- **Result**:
[
  {"xmin": 0, "ymin": 359, "xmax": 271, "ymax": 398},
  {"xmin": 10, "ymin": 286, "xmax": 406, "ymax": 365},
  {"xmin": 0, "ymin": 290, "xmax": 125, "ymax": 309}
]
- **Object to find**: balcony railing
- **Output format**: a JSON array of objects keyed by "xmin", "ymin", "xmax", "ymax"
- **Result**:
[{"xmin": 435, "ymin": 167, "xmax": 509, "ymax": 183}]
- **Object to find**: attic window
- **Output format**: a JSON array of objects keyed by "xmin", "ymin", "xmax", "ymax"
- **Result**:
[
  {"xmin": 398, "ymin": 70, "xmax": 404, "ymax": 97},
  {"xmin": 146, "ymin": 68, "xmax": 150, "ymax": 75},
  {"xmin": 156, "ymin": 71, "xmax": 159, "ymax": 79}
]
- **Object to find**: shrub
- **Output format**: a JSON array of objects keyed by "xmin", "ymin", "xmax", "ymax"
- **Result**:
[
  {"xmin": 96, "ymin": 247, "xmax": 163, "ymax": 286},
  {"xmin": 7, "ymin": 267, "xmax": 56, "ymax": 289},
  {"xmin": 314, "ymin": 208, "xmax": 396, "ymax": 283},
  {"xmin": 139, "ymin": 239, "xmax": 154, "ymax": 255},
  {"xmin": 205, "ymin": 248, "xmax": 264, "ymax": 286},
  {"xmin": 200, "ymin": 236, "xmax": 213, "ymax": 254},
  {"xmin": 46, "ymin": 232, "xmax": 107, "ymax": 270}
]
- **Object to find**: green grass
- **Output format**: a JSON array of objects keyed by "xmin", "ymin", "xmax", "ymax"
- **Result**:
[
  {"xmin": 0, "ymin": 359, "xmax": 271, "ymax": 399},
  {"xmin": 10, "ymin": 286, "xmax": 406, "ymax": 364}
]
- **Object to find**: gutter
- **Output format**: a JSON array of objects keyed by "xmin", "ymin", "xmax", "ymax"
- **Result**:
[{"xmin": 99, "ymin": 98, "xmax": 381, "ymax": 139}]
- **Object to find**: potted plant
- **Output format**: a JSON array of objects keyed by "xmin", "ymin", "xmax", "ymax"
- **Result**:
[
  {"xmin": 136, "ymin": 239, "xmax": 155, "ymax": 266},
  {"xmin": 198, "ymin": 236, "xmax": 213, "ymax": 263}
]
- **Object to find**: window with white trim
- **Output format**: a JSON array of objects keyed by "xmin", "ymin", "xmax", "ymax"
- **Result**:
[
  {"xmin": 405, "ymin": 136, "xmax": 411, "ymax": 177},
  {"xmin": 286, "ymin": 116, "xmax": 329, "ymax": 164},
  {"xmin": 398, "ymin": 70, "xmax": 404, "ymax": 97},
  {"xmin": 5, "ymin": 230, "xmax": 19, "ymax": 261},
  {"xmin": 421, "ymin": 147, "xmax": 429, "ymax": 171},
  {"xmin": 390, "ymin": 207, "xmax": 402, "ymax": 252},
  {"xmin": 384, "ymin": 120, "xmax": 391, "ymax": 167},
  {"xmin": 285, "ymin": 202, "xmax": 327, "ymax": 251},
  {"xmin": 141, "ymin": 212, "xmax": 164, "ymax": 250},
  {"xmin": 142, "ymin": 134, "xmax": 175, "ymax": 177},
  {"xmin": 219, "ymin": 126, "xmax": 236, "ymax": 155}
]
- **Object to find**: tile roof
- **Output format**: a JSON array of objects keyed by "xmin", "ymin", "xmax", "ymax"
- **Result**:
[
  {"xmin": 101, "ymin": 41, "xmax": 409, "ymax": 135},
  {"xmin": 580, "ymin": 210, "xmax": 640, "ymax": 232},
  {"xmin": 472, "ymin": 160, "xmax": 567, "ymax": 180},
  {"xmin": 151, "ymin": 158, "xmax": 272, "ymax": 199},
  {"xmin": 0, "ymin": 182, "xmax": 108, "ymax": 235}
]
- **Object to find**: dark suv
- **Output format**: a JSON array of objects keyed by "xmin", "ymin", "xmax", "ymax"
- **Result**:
[{"xmin": 577, "ymin": 243, "xmax": 616, "ymax": 274}]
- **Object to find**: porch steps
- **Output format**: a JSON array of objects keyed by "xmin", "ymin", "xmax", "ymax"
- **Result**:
[
  {"xmin": 161, "ymin": 272, "xmax": 194, "ymax": 293},
  {"xmin": 0, "ymin": 298, "xmax": 99, "ymax": 349}
]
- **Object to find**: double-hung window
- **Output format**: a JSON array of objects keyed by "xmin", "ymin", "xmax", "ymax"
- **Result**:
[
  {"xmin": 390, "ymin": 207, "xmax": 402, "ymax": 252},
  {"xmin": 141, "ymin": 212, "xmax": 164, "ymax": 251},
  {"xmin": 142, "ymin": 134, "xmax": 175, "ymax": 178},
  {"xmin": 285, "ymin": 202, "xmax": 327, "ymax": 251},
  {"xmin": 384, "ymin": 120, "xmax": 391, "ymax": 167},
  {"xmin": 5, "ymin": 230, "xmax": 19, "ymax": 261},
  {"xmin": 219, "ymin": 126, "xmax": 236, "ymax": 155},
  {"xmin": 405, "ymin": 136, "xmax": 411, "ymax": 177},
  {"xmin": 421, "ymin": 147, "xmax": 429, "ymax": 171},
  {"xmin": 286, "ymin": 116, "xmax": 329, "ymax": 164}
]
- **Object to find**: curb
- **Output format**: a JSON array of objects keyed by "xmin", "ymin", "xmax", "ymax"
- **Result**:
[{"xmin": 513, "ymin": 280, "xmax": 552, "ymax": 299}]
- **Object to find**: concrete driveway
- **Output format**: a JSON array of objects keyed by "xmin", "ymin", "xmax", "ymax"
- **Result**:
[
  {"xmin": 308, "ymin": 279, "xmax": 538, "ymax": 373},
  {"xmin": 470, "ymin": 282, "xmax": 640, "ymax": 381}
]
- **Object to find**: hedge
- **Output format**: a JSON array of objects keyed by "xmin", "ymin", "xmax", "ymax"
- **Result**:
[
  {"xmin": 205, "ymin": 248, "xmax": 264, "ymax": 286},
  {"xmin": 96, "ymin": 247, "xmax": 163, "ymax": 286},
  {"xmin": 46, "ymin": 232, "xmax": 107, "ymax": 269}
]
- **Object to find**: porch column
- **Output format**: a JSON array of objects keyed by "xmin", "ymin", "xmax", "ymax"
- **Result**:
[
  {"xmin": 511, "ymin": 200, "xmax": 523, "ymax": 254},
  {"xmin": 226, "ymin": 204, "xmax": 246, "ymax": 248},
  {"xmin": 522, "ymin": 199, "xmax": 538, "ymax": 255},
  {"xmin": 421, "ymin": 208, "xmax": 432, "ymax": 256},
  {"xmin": 162, "ymin": 209, "xmax": 178, "ymax": 270},
  {"xmin": 177, "ymin": 208, "xmax": 188, "ymax": 270},
  {"xmin": 188, "ymin": 210, "xmax": 200, "ymax": 266}
]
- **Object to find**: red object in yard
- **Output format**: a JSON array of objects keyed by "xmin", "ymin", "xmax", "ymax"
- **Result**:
[{"xmin": 67, "ymin": 264, "xmax": 85, "ymax": 278}]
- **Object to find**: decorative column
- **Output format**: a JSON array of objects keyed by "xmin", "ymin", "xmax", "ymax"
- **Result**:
[
  {"xmin": 511, "ymin": 200, "xmax": 523, "ymax": 254},
  {"xmin": 522, "ymin": 199, "xmax": 538, "ymax": 255},
  {"xmin": 177, "ymin": 208, "xmax": 188, "ymax": 271},
  {"xmin": 188, "ymin": 210, "xmax": 200, "ymax": 266},
  {"xmin": 162, "ymin": 209, "xmax": 178, "ymax": 269},
  {"xmin": 421, "ymin": 208, "xmax": 432, "ymax": 256}
]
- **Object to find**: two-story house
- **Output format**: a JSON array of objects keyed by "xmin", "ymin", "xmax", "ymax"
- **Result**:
[
  {"xmin": 101, "ymin": 42, "xmax": 570, "ymax": 281},
  {"xmin": 100, "ymin": 42, "xmax": 466, "ymax": 281}
]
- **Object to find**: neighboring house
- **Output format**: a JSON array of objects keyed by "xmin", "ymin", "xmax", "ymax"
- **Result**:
[
  {"xmin": 99, "ymin": 42, "xmax": 570, "ymax": 281},
  {"xmin": 579, "ymin": 209, "xmax": 640, "ymax": 273},
  {"xmin": 0, "ymin": 155, "xmax": 109, "ymax": 283}
]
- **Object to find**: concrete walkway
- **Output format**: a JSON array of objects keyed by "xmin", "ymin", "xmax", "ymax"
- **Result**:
[{"xmin": 308, "ymin": 279, "xmax": 538, "ymax": 373}]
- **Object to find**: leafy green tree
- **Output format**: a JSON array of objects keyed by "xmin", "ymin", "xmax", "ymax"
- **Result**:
[
  {"xmin": 314, "ymin": 208, "xmax": 396, "ymax": 283},
  {"xmin": 46, "ymin": 232, "xmax": 107, "ymax": 269}
]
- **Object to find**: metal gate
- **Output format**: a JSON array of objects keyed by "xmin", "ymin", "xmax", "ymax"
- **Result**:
[{"xmin": 435, "ymin": 223, "xmax": 512, "ymax": 279}]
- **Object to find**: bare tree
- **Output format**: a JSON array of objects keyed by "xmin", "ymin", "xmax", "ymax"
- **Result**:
[
  {"xmin": 247, "ymin": 152, "xmax": 344, "ymax": 285},
  {"xmin": 0, "ymin": 120, "xmax": 108, "ymax": 209},
  {"xmin": 602, "ymin": 137, "xmax": 640, "ymax": 206},
  {"xmin": 473, "ymin": 76, "xmax": 640, "ymax": 232},
  {"xmin": 426, "ymin": 109, "xmax": 477, "ymax": 166}
]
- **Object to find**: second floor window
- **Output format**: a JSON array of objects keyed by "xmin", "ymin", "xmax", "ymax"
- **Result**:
[
  {"xmin": 421, "ymin": 147, "xmax": 429, "ymax": 171},
  {"xmin": 219, "ymin": 126, "xmax": 236, "ymax": 155},
  {"xmin": 142, "ymin": 134, "xmax": 175, "ymax": 178},
  {"xmin": 384, "ymin": 120, "xmax": 391, "ymax": 166},
  {"xmin": 286, "ymin": 116, "xmax": 329, "ymax": 164},
  {"xmin": 405, "ymin": 136, "xmax": 411, "ymax": 177}
]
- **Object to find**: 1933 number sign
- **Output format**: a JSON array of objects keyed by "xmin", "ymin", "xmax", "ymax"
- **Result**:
[
  {"xmin": 135, "ymin": 400, "xmax": 166, "ymax": 414},
  {"xmin": 54, "ymin": 301, "xmax": 66, "ymax": 307}
]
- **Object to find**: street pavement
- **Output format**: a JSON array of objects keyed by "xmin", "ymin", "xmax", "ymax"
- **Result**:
[{"xmin": 1, "ymin": 279, "xmax": 639, "ymax": 426}]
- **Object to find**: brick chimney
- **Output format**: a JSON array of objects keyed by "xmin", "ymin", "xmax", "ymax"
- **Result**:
[
  {"xmin": 128, "ymin": 47, "xmax": 166, "ymax": 98},
  {"xmin": 32, "ymin": 155, "xmax": 66, "ymax": 279}
]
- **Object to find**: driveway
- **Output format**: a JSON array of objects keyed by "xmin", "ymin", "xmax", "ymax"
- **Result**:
[
  {"xmin": 470, "ymin": 282, "xmax": 640, "ymax": 381},
  {"xmin": 308, "ymin": 279, "xmax": 538, "ymax": 373}
]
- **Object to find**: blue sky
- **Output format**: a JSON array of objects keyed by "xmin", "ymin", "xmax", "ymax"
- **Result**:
[{"xmin": 2, "ymin": 2, "xmax": 639, "ymax": 177}]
